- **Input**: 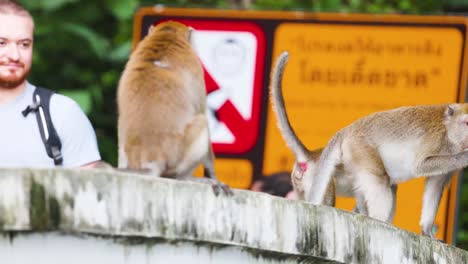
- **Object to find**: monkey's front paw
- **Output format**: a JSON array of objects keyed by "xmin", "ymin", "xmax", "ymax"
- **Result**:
[
  {"xmin": 421, "ymin": 225, "xmax": 437, "ymax": 239},
  {"xmin": 211, "ymin": 182, "xmax": 233, "ymax": 196}
]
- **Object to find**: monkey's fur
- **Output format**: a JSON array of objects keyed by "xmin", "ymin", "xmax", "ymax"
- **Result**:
[
  {"xmin": 306, "ymin": 83, "xmax": 468, "ymax": 237},
  {"xmin": 117, "ymin": 21, "xmax": 230, "ymax": 195},
  {"xmin": 270, "ymin": 51, "xmax": 377, "ymax": 214}
]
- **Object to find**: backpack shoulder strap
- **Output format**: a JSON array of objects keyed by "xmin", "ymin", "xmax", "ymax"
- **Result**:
[{"xmin": 22, "ymin": 86, "xmax": 63, "ymax": 166}]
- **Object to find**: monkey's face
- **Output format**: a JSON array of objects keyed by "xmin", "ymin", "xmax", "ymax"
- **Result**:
[
  {"xmin": 0, "ymin": 13, "xmax": 33, "ymax": 89},
  {"xmin": 445, "ymin": 104, "xmax": 468, "ymax": 149}
]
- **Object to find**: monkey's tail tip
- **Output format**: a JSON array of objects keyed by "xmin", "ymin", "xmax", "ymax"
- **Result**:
[
  {"xmin": 280, "ymin": 51, "xmax": 290, "ymax": 60},
  {"xmin": 274, "ymin": 51, "xmax": 290, "ymax": 69}
]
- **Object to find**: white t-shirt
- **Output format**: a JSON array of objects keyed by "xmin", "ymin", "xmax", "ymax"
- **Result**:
[{"xmin": 0, "ymin": 82, "xmax": 101, "ymax": 168}]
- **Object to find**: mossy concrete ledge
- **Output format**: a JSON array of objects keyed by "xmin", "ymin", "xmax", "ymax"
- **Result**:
[{"xmin": 0, "ymin": 168, "xmax": 466, "ymax": 263}]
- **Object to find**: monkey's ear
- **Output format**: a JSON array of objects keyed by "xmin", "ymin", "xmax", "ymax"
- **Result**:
[
  {"xmin": 188, "ymin": 26, "xmax": 194, "ymax": 42},
  {"xmin": 445, "ymin": 105, "xmax": 457, "ymax": 120},
  {"xmin": 149, "ymin": 25, "xmax": 155, "ymax": 34}
]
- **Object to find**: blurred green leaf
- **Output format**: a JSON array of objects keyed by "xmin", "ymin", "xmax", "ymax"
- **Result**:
[
  {"xmin": 105, "ymin": 0, "xmax": 138, "ymax": 20},
  {"xmin": 109, "ymin": 41, "xmax": 132, "ymax": 62},
  {"xmin": 321, "ymin": 0, "xmax": 343, "ymax": 11},
  {"xmin": 40, "ymin": 0, "xmax": 79, "ymax": 11},
  {"xmin": 22, "ymin": 0, "xmax": 78, "ymax": 11},
  {"xmin": 399, "ymin": 0, "xmax": 412, "ymax": 11},
  {"xmin": 60, "ymin": 23, "xmax": 110, "ymax": 59},
  {"xmin": 59, "ymin": 90, "xmax": 92, "ymax": 114}
]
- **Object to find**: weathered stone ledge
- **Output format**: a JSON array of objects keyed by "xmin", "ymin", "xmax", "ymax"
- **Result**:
[{"xmin": 0, "ymin": 168, "xmax": 466, "ymax": 263}]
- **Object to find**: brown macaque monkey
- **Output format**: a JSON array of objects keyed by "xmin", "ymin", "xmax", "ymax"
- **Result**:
[
  {"xmin": 117, "ymin": 21, "xmax": 231, "ymax": 195},
  {"xmin": 269, "ymin": 51, "xmax": 374, "ymax": 213},
  {"xmin": 306, "ymin": 86, "xmax": 468, "ymax": 238}
]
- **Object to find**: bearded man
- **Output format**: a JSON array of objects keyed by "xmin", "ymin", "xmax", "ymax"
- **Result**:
[{"xmin": 0, "ymin": 0, "xmax": 101, "ymax": 168}]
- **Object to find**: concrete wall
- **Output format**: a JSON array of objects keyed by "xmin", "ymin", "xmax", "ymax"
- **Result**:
[{"xmin": 0, "ymin": 168, "xmax": 466, "ymax": 264}]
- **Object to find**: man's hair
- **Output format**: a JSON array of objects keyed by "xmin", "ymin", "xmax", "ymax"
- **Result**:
[
  {"xmin": 254, "ymin": 171, "xmax": 293, "ymax": 197},
  {"xmin": 0, "ymin": 0, "xmax": 32, "ymax": 18}
]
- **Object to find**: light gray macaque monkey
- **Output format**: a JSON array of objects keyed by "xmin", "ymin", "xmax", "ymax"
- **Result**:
[{"xmin": 307, "ymin": 81, "xmax": 468, "ymax": 237}]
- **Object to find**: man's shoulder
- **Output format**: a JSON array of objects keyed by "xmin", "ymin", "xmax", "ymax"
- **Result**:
[
  {"xmin": 28, "ymin": 83, "xmax": 79, "ymax": 110},
  {"xmin": 50, "ymin": 92, "xmax": 80, "ymax": 109},
  {"xmin": 33, "ymin": 88, "xmax": 88, "ymax": 123}
]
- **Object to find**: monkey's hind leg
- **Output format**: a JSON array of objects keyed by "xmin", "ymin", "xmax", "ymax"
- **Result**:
[
  {"xmin": 178, "ymin": 114, "xmax": 233, "ymax": 196},
  {"xmin": 388, "ymin": 184, "xmax": 398, "ymax": 223},
  {"xmin": 323, "ymin": 177, "xmax": 336, "ymax": 207},
  {"xmin": 118, "ymin": 128, "xmax": 164, "ymax": 177},
  {"xmin": 201, "ymin": 147, "xmax": 233, "ymax": 196},
  {"xmin": 353, "ymin": 194, "xmax": 368, "ymax": 215},
  {"xmin": 117, "ymin": 128, "xmax": 128, "ymax": 169},
  {"xmin": 353, "ymin": 184, "xmax": 396, "ymax": 218},
  {"xmin": 356, "ymin": 171, "xmax": 394, "ymax": 223}
]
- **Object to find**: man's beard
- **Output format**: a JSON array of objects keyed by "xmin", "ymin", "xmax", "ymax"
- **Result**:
[{"xmin": 0, "ymin": 66, "xmax": 30, "ymax": 89}]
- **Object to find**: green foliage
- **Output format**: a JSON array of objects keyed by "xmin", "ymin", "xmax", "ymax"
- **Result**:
[
  {"xmin": 458, "ymin": 173, "xmax": 468, "ymax": 249},
  {"xmin": 251, "ymin": 0, "xmax": 443, "ymax": 13},
  {"xmin": 105, "ymin": 0, "xmax": 139, "ymax": 20}
]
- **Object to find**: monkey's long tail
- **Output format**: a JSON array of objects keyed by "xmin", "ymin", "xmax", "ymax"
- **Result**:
[
  {"xmin": 269, "ymin": 51, "xmax": 310, "ymax": 162},
  {"xmin": 307, "ymin": 132, "xmax": 343, "ymax": 205}
]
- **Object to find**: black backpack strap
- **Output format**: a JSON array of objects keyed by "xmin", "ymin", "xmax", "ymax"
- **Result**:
[{"xmin": 22, "ymin": 87, "xmax": 63, "ymax": 166}]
